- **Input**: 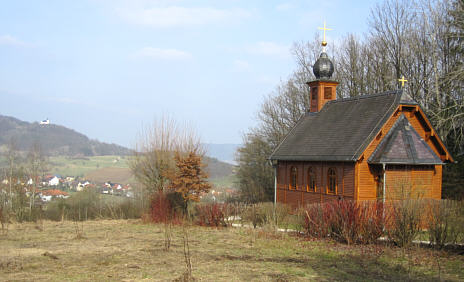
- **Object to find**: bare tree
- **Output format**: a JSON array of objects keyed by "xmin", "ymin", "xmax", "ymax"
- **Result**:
[
  {"xmin": 129, "ymin": 116, "xmax": 204, "ymax": 196},
  {"xmin": 369, "ymin": 0, "xmax": 417, "ymax": 85},
  {"xmin": 26, "ymin": 142, "xmax": 47, "ymax": 217},
  {"xmin": 5, "ymin": 139, "xmax": 19, "ymax": 207}
]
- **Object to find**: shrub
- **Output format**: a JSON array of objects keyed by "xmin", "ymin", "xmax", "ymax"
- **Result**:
[
  {"xmin": 329, "ymin": 200, "xmax": 361, "ymax": 244},
  {"xmin": 240, "ymin": 202, "xmax": 295, "ymax": 230},
  {"xmin": 149, "ymin": 191, "xmax": 182, "ymax": 224},
  {"xmin": 44, "ymin": 198, "xmax": 68, "ymax": 221},
  {"xmin": 104, "ymin": 198, "xmax": 143, "ymax": 219},
  {"xmin": 241, "ymin": 204, "xmax": 265, "ymax": 228},
  {"xmin": 43, "ymin": 190, "xmax": 144, "ymax": 221},
  {"xmin": 65, "ymin": 189, "xmax": 100, "ymax": 221},
  {"xmin": 358, "ymin": 201, "xmax": 384, "ymax": 244},
  {"xmin": 0, "ymin": 193, "xmax": 10, "ymax": 233},
  {"xmin": 426, "ymin": 199, "xmax": 464, "ymax": 248},
  {"xmin": 384, "ymin": 199, "xmax": 423, "ymax": 247},
  {"xmin": 194, "ymin": 203, "xmax": 228, "ymax": 227},
  {"xmin": 303, "ymin": 203, "xmax": 329, "ymax": 239},
  {"xmin": 274, "ymin": 203, "xmax": 293, "ymax": 230},
  {"xmin": 222, "ymin": 202, "xmax": 246, "ymax": 226},
  {"xmin": 303, "ymin": 200, "xmax": 384, "ymax": 244}
]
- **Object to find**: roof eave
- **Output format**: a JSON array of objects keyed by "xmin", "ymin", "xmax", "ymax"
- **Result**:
[
  {"xmin": 367, "ymin": 160, "xmax": 443, "ymax": 165},
  {"xmin": 270, "ymin": 155, "xmax": 357, "ymax": 162}
]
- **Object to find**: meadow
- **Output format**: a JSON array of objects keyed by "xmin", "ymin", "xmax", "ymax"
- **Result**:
[
  {"xmin": 1, "ymin": 220, "xmax": 463, "ymax": 281},
  {"xmin": 48, "ymin": 155, "xmax": 130, "ymax": 179}
]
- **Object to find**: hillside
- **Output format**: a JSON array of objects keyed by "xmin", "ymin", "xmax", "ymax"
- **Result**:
[
  {"xmin": 0, "ymin": 115, "xmax": 131, "ymax": 156},
  {"xmin": 46, "ymin": 155, "xmax": 236, "ymax": 188}
]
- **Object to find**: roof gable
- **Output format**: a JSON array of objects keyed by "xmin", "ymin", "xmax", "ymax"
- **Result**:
[{"xmin": 368, "ymin": 114, "xmax": 442, "ymax": 165}]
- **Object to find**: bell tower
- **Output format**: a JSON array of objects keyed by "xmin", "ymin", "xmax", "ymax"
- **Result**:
[{"xmin": 306, "ymin": 22, "xmax": 339, "ymax": 112}]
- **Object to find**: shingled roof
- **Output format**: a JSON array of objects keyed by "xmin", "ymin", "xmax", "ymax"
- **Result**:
[
  {"xmin": 368, "ymin": 114, "xmax": 442, "ymax": 165},
  {"xmin": 270, "ymin": 90, "xmax": 405, "ymax": 162}
]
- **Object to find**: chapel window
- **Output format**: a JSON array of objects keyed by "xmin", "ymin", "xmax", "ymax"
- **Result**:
[
  {"xmin": 290, "ymin": 167, "xmax": 298, "ymax": 190},
  {"xmin": 324, "ymin": 87, "xmax": 332, "ymax": 99},
  {"xmin": 311, "ymin": 87, "xmax": 318, "ymax": 100},
  {"xmin": 327, "ymin": 168, "xmax": 337, "ymax": 194},
  {"xmin": 307, "ymin": 167, "xmax": 316, "ymax": 192}
]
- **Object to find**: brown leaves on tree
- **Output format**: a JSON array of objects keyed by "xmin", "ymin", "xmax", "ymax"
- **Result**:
[{"xmin": 169, "ymin": 152, "xmax": 211, "ymax": 203}]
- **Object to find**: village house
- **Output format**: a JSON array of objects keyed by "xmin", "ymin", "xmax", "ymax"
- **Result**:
[
  {"xmin": 76, "ymin": 181, "xmax": 90, "ymax": 192},
  {"xmin": 48, "ymin": 176, "xmax": 60, "ymax": 186},
  {"xmin": 270, "ymin": 36, "xmax": 453, "ymax": 208},
  {"xmin": 40, "ymin": 189, "xmax": 69, "ymax": 202}
]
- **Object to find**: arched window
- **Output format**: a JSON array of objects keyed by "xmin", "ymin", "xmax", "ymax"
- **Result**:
[
  {"xmin": 327, "ymin": 168, "xmax": 337, "ymax": 194},
  {"xmin": 290, "ymin": 167, "xmax": 298, "ymax": 190},
  {"xmin": 307, "ymin": 167, "xmax": 316, "ymax": 192}
]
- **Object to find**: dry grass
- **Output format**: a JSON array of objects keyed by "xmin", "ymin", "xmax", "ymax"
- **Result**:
[{"xmin": 0, "ymin": 220, "xmax": 463, "ymax": 281}]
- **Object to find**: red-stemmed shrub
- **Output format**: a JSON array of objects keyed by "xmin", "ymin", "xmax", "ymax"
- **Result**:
[
  {"xmin": 149, "ymin": 191, "xmax": 182, "ymax": 224},
  {"xmin": 194, "ymin": 203, "xmax": 228, "ymax": 227},
  {"xmin": 303, "ymin": 200, "xmax": 385, "ymax": 244},
  {"xmin": 303, "ymin": 203, "xmax": 330, "ymax": 239},
  {"xmin": 358, "ymin": 201, "xmax": 385, "ymax": 244}
]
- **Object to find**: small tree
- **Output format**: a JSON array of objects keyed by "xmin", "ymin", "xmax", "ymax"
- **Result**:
[
  {"xmin": 129, "ymin": 116, "xmax": 203, "ymax": 197},
  {"xmin": 26, "ymin": 142, "xmax": 47, "ymax": 220},
  {"xmin": 169, "ymin": 151, "xmax": 211, "ymax": 210},
  {"xmin": 129, "ymin": 117, "xmax": 179, "ymax": 195}
]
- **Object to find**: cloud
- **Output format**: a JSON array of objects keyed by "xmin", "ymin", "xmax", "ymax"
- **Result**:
[
  {"xmin": 117, "ymin": 6, "xmax": 251, "ymax": 28},
  {"xmin": 0, "ymin": 35, "xmax": 27, "ymax": 47},
  {"xmin": 132, "ymin": 47, "xmax": 192, "ymax": 60},
  {"xmin": 246, "ymin": 42, "xmax": 290, "ymax": 57},
  {"xmin": 232, "ymin": 59, "xmax": 251, "ymax": 72}
]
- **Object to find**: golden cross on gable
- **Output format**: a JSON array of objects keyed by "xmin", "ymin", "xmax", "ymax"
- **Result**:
[
  {"xmin": 398, "ymin": 76, "xmax": 408, "ymax": 88},
  {"xmin": 318, "ymin": 21, "xmax": 332, "ymax": 46}
]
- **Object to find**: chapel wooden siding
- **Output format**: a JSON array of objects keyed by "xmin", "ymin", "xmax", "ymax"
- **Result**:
[{"xmin": 276, "ymin": 161, "xmax": 355, "ymax": 208}]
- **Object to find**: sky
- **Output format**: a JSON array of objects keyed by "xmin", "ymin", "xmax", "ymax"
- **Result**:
[{"xmin": 0, "ymin": 0, "xmax": 378, "ymax": 148}]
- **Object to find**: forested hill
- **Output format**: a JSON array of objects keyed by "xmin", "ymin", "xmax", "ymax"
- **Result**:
[{"xmin": 0, "ymin": 115, "xmax": 131, "ymax": 156}]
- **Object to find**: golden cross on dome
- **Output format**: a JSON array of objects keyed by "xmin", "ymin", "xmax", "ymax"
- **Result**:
[
  {"xmin": 398, "ymin": 76, "xmax": 408, "ymax": 88},
  {"xmin": 318, "ymin": 21, "xmax": 332, "ymax": 47}
]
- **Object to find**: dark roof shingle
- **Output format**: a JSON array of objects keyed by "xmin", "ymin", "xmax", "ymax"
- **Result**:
[
  {"xmin": 270, "ymin": 90, "xmax": 402, "ymax": 161},
  {"xmin": 368, "ymin": 114, "xmax": 442, "ymax": 165}
]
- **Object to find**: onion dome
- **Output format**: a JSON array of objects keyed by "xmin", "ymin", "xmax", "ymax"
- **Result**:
[{"xmin": 313, "ymin": 52, "xmax": 334, "ymax": 79}]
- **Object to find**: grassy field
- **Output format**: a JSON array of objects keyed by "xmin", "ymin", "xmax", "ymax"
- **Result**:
[
  {"xmin": 48, "ymin": 155, "xmax": 130, "ymax": 178},
  {"xmin": 1, "ymin": 220, "xmax": 463, "ymax": 281},
  {"xmin": 48, "ymin": 155, "xmax": 236, "ymax": 189}
]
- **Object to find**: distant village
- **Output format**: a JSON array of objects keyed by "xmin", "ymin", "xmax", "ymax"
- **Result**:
[
  {"xmin": 1, "ymin": 174, "xmax": 134, "ymax": 203},
  {"xmin": 0, "ymin": 173, "xmax": 240, "ymax": 204}
]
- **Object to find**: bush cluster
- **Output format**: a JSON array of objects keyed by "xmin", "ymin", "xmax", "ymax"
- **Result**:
[
  {"xmin": 193, "ymin": 203, "xmax": 228, "ymax": 227},
  {"xmin": 44, "ymin": 190, "xmax": 143, "ymax": 221},
  {"xmin": 148, "ymin": 192, "xmax": 184, "ymax": 224},
  {"xmin": 303, "ymin": 200, "xmax": 384, "ymax": 244},
  {"xmin": 240, "ymin": 202, "xmax": 295, "ymax": 229},
  {"xmin": 147, "ymin": 193, "xmax": 239, "ymax": 227},
  {"xmin": 302, "ymin": 199, "xmax": 464, "ymax": 247},
  {"xmin": 426, "ymin": 199, "xmax": 464, "ymax": 248}
]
